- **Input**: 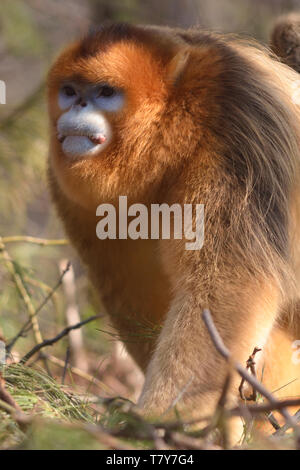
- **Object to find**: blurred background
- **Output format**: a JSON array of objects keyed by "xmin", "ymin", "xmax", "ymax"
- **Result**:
[{"xmin": 1, "ymin": 0, "xmax": 300, "ymax": 419}]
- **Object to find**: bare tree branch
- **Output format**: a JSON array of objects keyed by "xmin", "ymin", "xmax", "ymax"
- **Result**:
[
  {"xmin": 1, "ymin": 236, "xmax": 68, "ymax": 246},
  {"xmin": 20, "ymin": 315, "xmax": 103, "ymax": 364},
  {"xmin": 7, "ymin": 262, "xmax": 71, "ymax": 352},
  {"xmin": 202, "ymin": 309, "xmax": 300, "ymax": 439}
]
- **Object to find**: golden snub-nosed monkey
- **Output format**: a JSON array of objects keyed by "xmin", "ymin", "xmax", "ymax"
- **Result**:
[{"xmin": 47, "ymin": 23, "xmax": 300, "ymax": 439}]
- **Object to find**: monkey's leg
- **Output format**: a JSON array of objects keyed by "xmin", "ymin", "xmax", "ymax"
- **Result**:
[
  {"xmin": 138, "ymin": 277, "xmax": 281, "ymax": 439},
  {"xmin": 253, "ymin": 305, "xmax": 300, "ymax": 432}
]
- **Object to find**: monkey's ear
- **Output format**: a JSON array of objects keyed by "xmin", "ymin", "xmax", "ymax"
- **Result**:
[
  {"xmin": 167, "ymin": 48, "xmax": 190, "ymax": 85},
  {"xmin": 270, "ymin": 14, "xmax": 300, "ymax": 73}
]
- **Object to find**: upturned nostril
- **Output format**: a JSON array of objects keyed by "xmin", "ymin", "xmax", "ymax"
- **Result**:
[{"xmin": 75, "ymin": 97, "xmax": 87, "ymax": 107}]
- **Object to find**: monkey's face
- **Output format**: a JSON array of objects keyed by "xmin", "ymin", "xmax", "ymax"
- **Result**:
[
  {"xmin": 47, "ymin": 31, "xmax": 177, "ymax": 209},
  {"xmin": 56, "ymin": 81, "xmax": 124, "ymax": 159},
  {"xmin": 47, "ymin": 25, "xmax": 219, "ymax": 209}
]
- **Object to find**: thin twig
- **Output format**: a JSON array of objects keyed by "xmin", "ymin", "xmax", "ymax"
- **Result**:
[
  {"xmin": 239, "ymin": 347, "xmax": 262, "ymax": 401},
  {"xmin": 0, "ymin": 372, "xmax": 21, "ymax": 412},
  {"xmin": 23, "ymin": 275, "xmax": 59, "ymax": 312},
  {"xmin": 230, "ymin": 399, "xmax": 300, "ymax": 415},
  {"xmin": 46, "ymin": 354, "xmax": 113, "ymax": 394},
  {"xmin": 266, "ymin": 412, "xmax": 281, "ymax": 431},
  {"xmin": 1, "ymin": 236, "xmax": 68, "ymax": 246},
  {"xmin": 20, "ymin": 315, "xmax": 102, "ymax": 364},
  {"xmin": 215, "ymin": 372, "xmax": 232, "ymax": 448},
  {"xmin": 22, "ymin": 262, "xmax": 71, "ymax": 334},
  {"xmin": 6, "ymin": 262, "xmax": 71, "ymax": 352},
  {"xmin": 273, "ymin": 409, "xmax": 300, "ymax": 437},
  {"xmin": 197, "ymin": 372, "xmax": 233, "ymax": 444},
  {"xmin": 0, "ymin": 237, "xmax": 43, "ymax": 346},
  {"xmin": 202, "ymin": 309, "xmax": 299, "ymax": 438}
]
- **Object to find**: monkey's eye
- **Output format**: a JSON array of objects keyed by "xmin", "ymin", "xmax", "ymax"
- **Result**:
[
  {"xmin": 95, "ymin": 85, "xmax": 124, "ymax": 112},
  {"xmin": 58, "ymin": 85, "xmax": 78, "ymax": 110},
  {"xmin": 98, "ymin": 85, "xmax": 115, "ymax": 98},
  {"xmin": 62, "ymin": 85, "xmax": 76, "ymax": 97}
]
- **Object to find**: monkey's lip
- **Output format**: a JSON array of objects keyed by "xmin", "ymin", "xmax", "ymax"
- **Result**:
[{"xmin": 57, "ymin": 132, "xmax": 106, "ymax": 145}]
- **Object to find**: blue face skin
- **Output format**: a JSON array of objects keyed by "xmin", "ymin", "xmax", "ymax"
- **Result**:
[
  {"xmin": 58, "ymin": 83, "xmax": 125, "ymax": 112},
  {"xmin": 57, "ymin": 83, "xmax": 125, "ymax": 158}
]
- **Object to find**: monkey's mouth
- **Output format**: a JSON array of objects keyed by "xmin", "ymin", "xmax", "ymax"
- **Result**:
[
  {"xmin": 57, "ymin": 133, "xmax": 106, "ymax": 145},
  {"xmin": 57, "ymin": 132, "xmax": 107, "ymax": 158},
  {"xmin": 56, "ymin": 111, "xmax": 112, "ymax": 158}
]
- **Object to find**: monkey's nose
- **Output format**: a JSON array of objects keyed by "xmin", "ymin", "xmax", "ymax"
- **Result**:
[{"xmin": 75, "ymin": 97, "xmax": 87, "ymax": 107}]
